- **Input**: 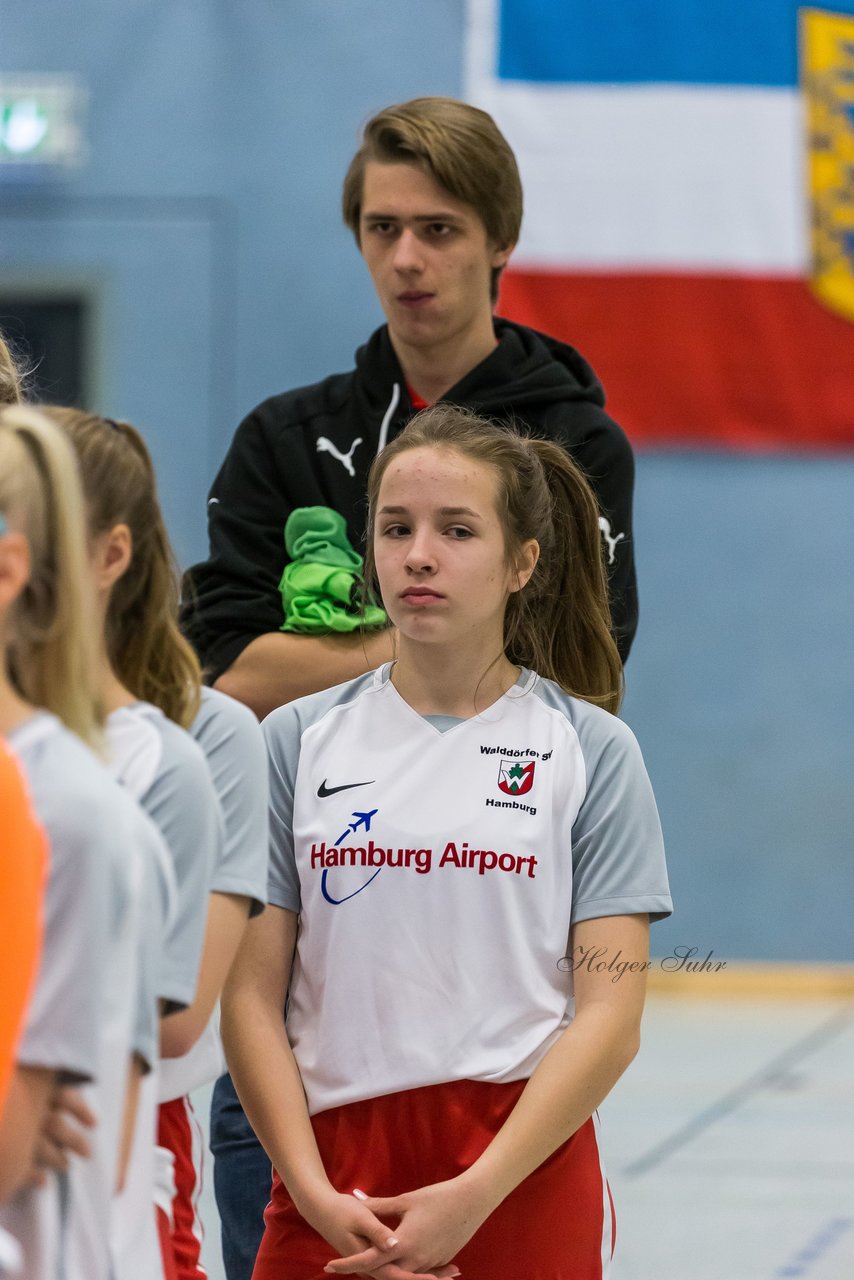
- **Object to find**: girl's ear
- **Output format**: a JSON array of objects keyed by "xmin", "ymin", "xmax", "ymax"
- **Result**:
[
  {"xmin": 511, "ymin": 538, "xmax": 540, "ymax": 593},
  {"xmin": 0, "ymin": 530, "xmax": 31, "ymax": 611},
  {"xmin": 91, "ymin": 524, "xmax": 133, "ymax": 594}
]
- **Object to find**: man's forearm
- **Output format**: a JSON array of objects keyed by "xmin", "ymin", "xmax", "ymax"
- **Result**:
[{"xmin": 214, "ymin": 629, "xmax": 396, "ymax": 720}]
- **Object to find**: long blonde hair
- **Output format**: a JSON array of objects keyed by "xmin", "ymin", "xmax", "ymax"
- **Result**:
[
  {"xmin": 364, "ymin": 404, "xmax": 623, "ymax": 713},
  {"xmin": 0, "ymin": 405, "xmax": 102, "ymax": 747},
  {"xmin": 42, "ymin": 407, "xmax": 201, "ymax": 728},
  {"xmin": 0, "ymin": 331, "xmax": 23, "ymax": 407}
]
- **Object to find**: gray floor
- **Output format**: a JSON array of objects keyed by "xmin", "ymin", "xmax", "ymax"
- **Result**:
[{"xmin": 194, "ymin": 992, "xmax": 854, "ymax": 1280}]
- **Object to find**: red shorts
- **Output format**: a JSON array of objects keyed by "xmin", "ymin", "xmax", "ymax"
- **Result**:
[
  {"xmin": 157, "ymin": 1095, "xmax": 208, "ymax": 1280},
  {"xmin": 252, "ymin": 1079, "xmax": 615, "ymax": 1280}
]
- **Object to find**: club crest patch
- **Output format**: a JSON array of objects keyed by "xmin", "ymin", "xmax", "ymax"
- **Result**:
[{"xmin": 497, "ymin": 758, "xmax": 536, "ymax": 796}]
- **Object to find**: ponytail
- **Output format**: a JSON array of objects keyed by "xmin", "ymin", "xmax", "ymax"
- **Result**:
[
  {"xmin": 364, "ymin": 404, "xmax": 623, "ymax": 713},
  {"xmin": 505, "ymin": 439, "xmax": 622, "ymax": 713},
  {"xmin": 0, "ymin": 405, "xmax": 103, "ymax": 747},
  {"xmin": 41, "ymin": 407, "xmax": 202, "ymax": 728}
]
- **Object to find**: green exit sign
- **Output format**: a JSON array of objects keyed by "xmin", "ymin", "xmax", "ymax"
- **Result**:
[{"xmin": 0, "ymin": 75, "xmax": 85, "ymax": 166}]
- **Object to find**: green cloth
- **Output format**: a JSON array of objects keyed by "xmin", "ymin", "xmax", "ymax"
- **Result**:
[{"xmin": 278, "ymin": 506, "xmax": 386, "ymax": 634}]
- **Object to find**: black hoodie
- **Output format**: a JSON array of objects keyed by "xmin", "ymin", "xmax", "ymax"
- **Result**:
[{"xmin": 182, "ymin": 319, "xmax": 637, "ymax": 682}]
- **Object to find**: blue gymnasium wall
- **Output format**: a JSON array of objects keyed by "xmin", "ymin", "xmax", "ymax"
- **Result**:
[{"xmin": 2, "ymin": 4, "xmax": 853, "ymax": 963}]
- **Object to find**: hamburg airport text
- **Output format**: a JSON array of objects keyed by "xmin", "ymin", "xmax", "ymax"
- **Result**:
[{"xmin": 311, "ymin": 839, "xmax": 538, "ymax": 879}]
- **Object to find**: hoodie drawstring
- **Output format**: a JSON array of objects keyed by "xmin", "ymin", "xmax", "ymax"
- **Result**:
[{"xmin": 376, "ymin": 383, "xmax": 400, "ymax": 456}]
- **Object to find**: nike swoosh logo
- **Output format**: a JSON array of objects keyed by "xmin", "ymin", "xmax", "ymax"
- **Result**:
[{"xmin": 317, "ymin": 779, "xmax": 375, "ymax": 798}]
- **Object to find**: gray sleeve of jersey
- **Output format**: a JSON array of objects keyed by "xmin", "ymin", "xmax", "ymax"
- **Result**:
[
  {"xmin": 261, "ymin": 674, "xmax": 379, "ymax": 915},
  {"xmin": 131, "ymin": 813, "xmax": 178, "ymax": 1069},
  {"xmin": 140, "ymin": 728, "xmax": 223, "ymax": 1013},
  {"xmin": 570, "ymin": 712, "xmax": 672, "ymax": 926},
  {"xmin": 191, "ymin": 690, "xmax": 268, "ymax": 915},
  {"xmin": 17, "ymin": 775, "xmax": 111, "ymax": 1084},
  {"xmin": 261, "ymin": 704, "xmax": 301, "ymax": 913}
]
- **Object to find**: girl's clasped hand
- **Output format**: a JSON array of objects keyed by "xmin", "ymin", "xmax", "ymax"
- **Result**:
[{"xmin": 322, "ymin": 1182, "xmax": 483, "ymax": 1278}]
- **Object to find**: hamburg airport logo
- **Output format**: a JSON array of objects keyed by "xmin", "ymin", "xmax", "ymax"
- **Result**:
[
  {"xmin": 320, "ymin": 808, "xmax": 380, "ymax": 905},
  {"xmin": 497, "ymin": 758, "xmax": 536, "ymax": 797},
  {"xmin": 312, "ymin": 805, "xmax": 541, "ymax": 897}
]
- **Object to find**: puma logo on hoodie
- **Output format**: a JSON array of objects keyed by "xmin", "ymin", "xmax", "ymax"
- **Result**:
[{"xmin": 317, "ymin": 436, "xmax": 363, "ymax": 477}]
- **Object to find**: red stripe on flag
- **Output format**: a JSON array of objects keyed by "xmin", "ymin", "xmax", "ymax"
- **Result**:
[{"xmin": 498, "ymin": 270, "xmax": 854, "ymax": 450}]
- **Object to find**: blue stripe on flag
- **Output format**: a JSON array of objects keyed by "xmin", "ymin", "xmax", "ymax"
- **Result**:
[{"xmin": 497, "ymin": 0, "xmax": 854, "ymax": 88}]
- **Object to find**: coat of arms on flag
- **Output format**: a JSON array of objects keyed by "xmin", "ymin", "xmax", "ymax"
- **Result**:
[
  {"xmin": 498, "ymin": 758, "xmax": 536, "ymax": 796},
  {"xmin": 802, "ymin": 8, "xmax": 854, "ymax": 323}
]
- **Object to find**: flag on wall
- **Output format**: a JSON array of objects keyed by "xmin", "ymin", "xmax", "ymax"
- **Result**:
[{"xmin": 466, "ymin": 0, "xmax": 854, "ymax": 448}]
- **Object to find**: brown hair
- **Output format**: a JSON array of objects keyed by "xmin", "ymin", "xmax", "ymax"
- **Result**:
[
  {"xmin": 0, "ymin": 331, "xmax": 23, "ymax": 407},
  {"xmin": 342, "ymin": 96, "xmax": 522, "ymax": 303},
  {"xmin": 0, "ymin": 405, "xmax": 102, "ymax": 747},
  {"xmin": 363, "ymin": 405, "xmax": 623, "ymax": 713},
  {"xmin": 41, "ymin": 407, "xmax": 202, "ymax": 728}
]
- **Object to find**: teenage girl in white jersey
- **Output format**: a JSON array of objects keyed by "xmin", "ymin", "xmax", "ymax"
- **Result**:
[
  {"xmin": 0, "ymin": 339, "xmax": 47, "ymax": 1227},
  {"xmin": 223, "ymin": 405, "xmax": 671, "ymax": 1280},
  {"xmin": 43, "ymin": 407, "xmax": 268, "ymax": 1280},
  {"xmin": 0, "ymin": 403, "xmax": 172, "ymax": 1280}
]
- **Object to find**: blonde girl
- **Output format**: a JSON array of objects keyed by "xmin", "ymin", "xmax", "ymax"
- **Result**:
[{"xmin": 0, "ymin": 404, "xmax": 170, "ymax": 1280}]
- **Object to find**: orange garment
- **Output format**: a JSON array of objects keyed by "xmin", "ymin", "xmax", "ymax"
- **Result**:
[{"xmin": 0, "ymin": 740, "xmax": 48, "ymax": 1114}]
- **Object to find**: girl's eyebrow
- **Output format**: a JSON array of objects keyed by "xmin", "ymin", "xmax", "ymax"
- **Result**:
[{"xmin": 378, "ymin": 505, "xmax": 482, "ymax": 519}]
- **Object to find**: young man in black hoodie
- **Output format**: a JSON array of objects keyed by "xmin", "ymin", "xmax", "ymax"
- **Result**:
[
  {"xmin": 192, "ymin": 97, "xmax": 638, "ymax": 1280},
  {"xmin": 183, "ymin": 96, "xmax": 637, "ymax": 725}
]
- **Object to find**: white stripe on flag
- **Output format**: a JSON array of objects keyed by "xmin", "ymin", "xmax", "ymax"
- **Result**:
[
  {"xmin": 474, "ymin": 83, "xmax": 805, "ymax": 272},
  {"xmin": 465, "ymin": 0, "xmax": 807, "ymax": 273}
]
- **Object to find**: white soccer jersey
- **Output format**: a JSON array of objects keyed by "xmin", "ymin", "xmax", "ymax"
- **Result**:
[
  {"xmin": 159, "ymin": 686, "xmax": 268, "ymax": 1103},
  {"xmin": 65, "ymin": 802, "xmax": 174, "ymax": 1280},
  {"xmin": 0, "ymin": 714, "xmax": 164, "ymax": 1280},
  {"xmin": 131, "ymin": 818, "xmax": 178, "ymax": 1077},
  {"xmin": 105, "ymin": 703, "xmax": 221, "ymax": 1280},
  {"xmin": 0, "ymin": 1226, "xmax": 21, "ymax": 1276},
  {"xmin": 264, "ymin": 665, "xmax": 671, "ymax": 1117},
  {"xmin": 189, "ymin": 686, "xmax": 268, "ymax": 911},
  {"xmin": 106, "ymin": 703, "xmax": 222, "ymax": 1011},
  {"xmin": 111, "ymin": 1067, "xmax": 164, "ymax": 1280}
]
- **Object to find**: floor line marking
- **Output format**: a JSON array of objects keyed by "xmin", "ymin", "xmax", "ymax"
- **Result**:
[
  {"xmin": 771, "ymin": 1216, "xmax": 854, "ymax": 1278},
  {"xmin": 622, "ymin": 1007, "xmax": 853, "ymax": 1178}
]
